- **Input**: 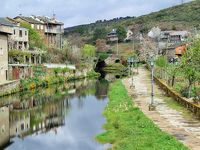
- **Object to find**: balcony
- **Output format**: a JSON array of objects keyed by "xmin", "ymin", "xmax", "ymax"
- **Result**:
[{"xmin": 45, "ymin": 28, "xmax": 64, "ymax": 34}]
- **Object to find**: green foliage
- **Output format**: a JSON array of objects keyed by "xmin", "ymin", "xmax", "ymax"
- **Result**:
[
  {"xmin": 98, "ymin": 52, "xmax": 109, "ymax": 61},
  {"xmin": 73, "ymin": 26, "xmax": 88, "ymax": 35},
  {"xmin": 21, "ymin": 23, "xmax": 46, "ymax": 49},
  {"xmin": 8, "ymin": 49, "xmax": 31, "ymax": 63},
  {"xmin": 181, "ymin": 38, "xmax": 200, "ymax": 98},
  {"xmin": 61, "ymin": 68, "xmax": 70, "ymax": 75},
  {"xmin": 53, "ymin": 68, "xmax": 62, "ymax": 77},
  {"xmin": 116, "ymin": 26, "xmax": 127, "ymax": 42},
  {"xmin": 81, "ymin": 44, "xmax": 96, "ymax": 59},
  {"xmin": 93, "ymin": 27, "xmax": 107, "ymax": 41},
  {"xmin": 96, "ymin": 80, "xmax": 188, "ymax": 150},
  {"xmin": 86, "ymin": 70, "xmax": 100, "ymax": 77},
  {"xmin": 155, "ymin": 56, "xmax": 168, "ymax": 68},
  {"xmin": 172, "ymin": 25, "xmax": 177, "ymax": 30},
  {"xmin": 32, "ymin": 65, "xmax": 46, "ymax": 77}
]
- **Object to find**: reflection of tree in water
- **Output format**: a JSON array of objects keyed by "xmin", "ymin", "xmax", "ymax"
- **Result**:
[{"xmin": 95, "ymin": 79, "xmax": 109, "ymax": 100}]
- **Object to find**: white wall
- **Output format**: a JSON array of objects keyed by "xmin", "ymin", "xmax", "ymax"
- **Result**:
[{"xmin": 0, "ymin": 33, "xmax": 8, "ymax": 83}]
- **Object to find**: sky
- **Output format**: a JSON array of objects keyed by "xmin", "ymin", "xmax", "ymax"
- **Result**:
[{"xmin": 0, "ymin": 0, "xmax": 192, "ymax": 27}]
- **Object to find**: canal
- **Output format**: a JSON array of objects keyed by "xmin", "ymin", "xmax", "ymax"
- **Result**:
[{"xmin": 0, "ymin": 79, "xmax": 110, "ymax": 150}]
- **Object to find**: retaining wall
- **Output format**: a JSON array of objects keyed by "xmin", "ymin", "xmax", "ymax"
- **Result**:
[
  {"xmin": 154, "ymin": 77, "xmax": 200, "ymax": 118},
  {"xmin": 0, "ymin": 80, "xmax": 20, "ymax": 97}
]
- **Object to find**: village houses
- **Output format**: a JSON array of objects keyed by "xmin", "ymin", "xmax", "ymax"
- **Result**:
[
  {"xmin": 147, "ymin": 27, "xmax": 189, "ymax": 60},
  {"xmin": 14, "ymin": 15, "xmax": 64, "ymax": 49},
  {"xmin": 0, "ymin": 15, "xmax": 65, "ymax": 81}
]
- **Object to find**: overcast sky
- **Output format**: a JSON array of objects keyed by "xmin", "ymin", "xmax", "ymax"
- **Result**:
[{"xmin": 0, "ymin": 0, "xmax": 192, "ymax": 27}]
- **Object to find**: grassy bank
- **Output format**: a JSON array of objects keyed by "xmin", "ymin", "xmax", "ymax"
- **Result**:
[{"xmin": 96, "ymin": 80, "xmax": 188, "ymax": 150}]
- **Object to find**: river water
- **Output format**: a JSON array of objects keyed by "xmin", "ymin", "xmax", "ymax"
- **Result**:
[{"xmin": 0, "ymin": 79, "xmax": 110, "ymax": 150}]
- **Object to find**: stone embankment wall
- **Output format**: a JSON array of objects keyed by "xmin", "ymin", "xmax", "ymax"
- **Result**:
[
  {"xmin": 154, "ymin": 77, "xmax": 200, "ymax": 118},
  {"xmin": 0, "ymin": 81, "xmax": 20, "ymax": 97}
]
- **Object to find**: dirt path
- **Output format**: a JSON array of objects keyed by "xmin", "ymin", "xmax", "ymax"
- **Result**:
[{"xmin": 123, "ymin": 67, "xmax": 200, "ymax": 150}]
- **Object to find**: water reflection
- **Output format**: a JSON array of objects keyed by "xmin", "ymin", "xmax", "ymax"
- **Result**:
[{"xmin": 0, "ymin": 79, "xmax": 110, "ymax": 150}]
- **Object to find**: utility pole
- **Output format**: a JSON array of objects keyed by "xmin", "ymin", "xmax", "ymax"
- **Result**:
[
  {"xmin": 117, "ymin": 39, "xmax": 119, "ymax": 56},
  {"xmin": 132, "ymin": 34, "xmax": 134, "ymax": 52}
]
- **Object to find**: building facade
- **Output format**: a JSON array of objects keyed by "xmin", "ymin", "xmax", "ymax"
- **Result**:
[
  {"xmin": 107, "ymin": 29, "xmax": 118, "ymax": 42},
  {"xmin": 0, "ymin": 28, "xmax": 11, "ymax": 83},
  {"xmin": 14, "ymin": 15, "xmax": 64, "ymax": 49}
]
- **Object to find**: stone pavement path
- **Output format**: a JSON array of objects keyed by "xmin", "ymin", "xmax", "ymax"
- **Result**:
[{"xmin": 123, "ymin": 67, "xmax": 200, "ymax": 150}]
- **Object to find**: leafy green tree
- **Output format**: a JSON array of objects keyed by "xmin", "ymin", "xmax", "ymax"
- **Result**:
[
  {"xmin": 21, "ymin": 23, "xmax": 46, "ymax": 49},
  {"xmin": 116, "ymin": 26, "xmax": 127, "ymax": 42},
  {"xmin": 93, "ymin": 28, "xmax": 107, "ymax": 41},
  {"xmin": 74, "ymin": 26, "xmax": 86, "ymax": 35},
  {"xmin": 181, "ymin": 39, "xmax": 200, "ymax": 98},
  {"xmin": 155, "ymin": 56, "xmax": 168, "ymax": 79},
  {"xmin": 81, "ymin": 44, "xmax": 96, "ymax": 61},
  {"xmin": 166, "ymin": 63, "xmax": 179, "ymax": 87}
]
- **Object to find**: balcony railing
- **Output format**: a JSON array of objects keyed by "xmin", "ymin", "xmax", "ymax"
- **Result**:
[{"xmin": 45, "ymin": 28, "xmax": 64, "ymax": 34}]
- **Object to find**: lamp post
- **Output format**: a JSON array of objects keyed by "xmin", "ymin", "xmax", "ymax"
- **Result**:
[
  {"xmin": 128, "ymin": 57, "xmax": 135, "ymax": 88},
  {"xmin": 149, "ymin": 56, "xmax": 156, "ymax": 111}
]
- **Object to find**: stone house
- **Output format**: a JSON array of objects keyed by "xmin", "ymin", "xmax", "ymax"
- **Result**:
[
  {"xmin": 160, "ymin": 30, "xmax": 189, "ymax": 44},
  {"xmin": 14, "ymin": 15, "xmax": 64, "ymax": 49},
  {"xmin": 0, "ymin": 26, "xmax": 12, "ymax": 83},
  {"xmin": 37, "ymin": 16, "xmax": 64, "ymax": 49},
  {"xmin": 124, "ymin": 29, "xmax": 133, "ymax": 41},
  {"xmin": 14, "ymin": 15, "xmax": 45, "ymax": 35},
  {"xmin": 4, "ymin": 17, "xmax": 29, "ymax": 50},
  {"xmin": 0, "ymin": 18, "xmax": 43, "ymax": 80},
  {"xmin": 107, "ymin": 29, "xmax": 118, "ymax": 42}
]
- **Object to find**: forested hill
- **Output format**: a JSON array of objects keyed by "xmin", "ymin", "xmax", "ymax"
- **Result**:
[{"xmin": 64, "ymin": 0, "xmax": 200, "ymax": 36}]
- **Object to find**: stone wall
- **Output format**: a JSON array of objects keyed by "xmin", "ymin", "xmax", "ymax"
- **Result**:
[
  {"xmin": 0, "ymin": 80, "xmax": 20, "ymax": 97},
  {"xmin": 154, "ymin": 77, "xmax": 200, "ymax": 118}
]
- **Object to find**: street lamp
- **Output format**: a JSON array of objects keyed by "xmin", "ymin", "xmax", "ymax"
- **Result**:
[
  {"xmin": 127, "ymin": 57, "xmax": 135, "ymax": 88},
  {"xmin": 149, "ymin": 56, "xmax": 156, "ymax": 111}
]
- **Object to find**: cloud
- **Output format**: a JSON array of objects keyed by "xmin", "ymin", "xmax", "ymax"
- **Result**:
[{"xmin": 0, "ymin": 0, "xmax": 192, "ymax": 27}]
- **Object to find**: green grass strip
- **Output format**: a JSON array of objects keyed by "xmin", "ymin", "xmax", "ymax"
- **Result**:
[{"xmin": 96, "ymin": 80, "xmax": 189, "ymax": 150}]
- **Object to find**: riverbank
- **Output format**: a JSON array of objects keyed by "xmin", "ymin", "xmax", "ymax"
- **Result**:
[
  {"xmin": 96, "ymin": 80, "xmax": 188, "ymax": 150},
  {"xmin": 123, "ymin": 67, "xmax": 200, "ymax": 150},
  {"xmin": 0, "ymin": 70, "xmax": 100, "ymax": 98}
]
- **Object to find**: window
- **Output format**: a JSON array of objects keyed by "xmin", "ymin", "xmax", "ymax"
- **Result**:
[
  {"xmin": 14, "ymin": 29, "xmax": 16, "ymax": 35},
  {"xmin": 25, "ymin": 31, "xmax": 27, "ymax": 36},
  {"xmin": 19, "ymin": 30, "xmax": 22, "ymax": 37},
  {"xmin": 1, "ymin": 125, "xmax": 5, "ymax": 133},
  {"xmin": 0, "ymin": 48, "xmax": 3, "ymax": 55},
  {"xmin": 21, "ymin": 123, "xmax": 24, "ymax": 131}
]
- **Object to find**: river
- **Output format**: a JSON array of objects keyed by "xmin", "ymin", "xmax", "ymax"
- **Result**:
[{"xmin": 0, "ymin": 79, "xmax": 110, "ymax": 150}]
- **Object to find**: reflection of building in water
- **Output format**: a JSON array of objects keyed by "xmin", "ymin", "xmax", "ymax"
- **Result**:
[
  {"xmin": 95, "ymin": 79, "xmax": 109, "ymax": 100},
  {"xmin": 10, "ymin": 111, "xmax": 30, "ymax": 137},
  {"xmin": 0, "ymin": 106, "xmax": 10, "ymax": 148},
  {"xmin": 32, "ymin": 100, "xmax": 66, "ymax": 133},
  {"xmin": 44, "ymin": 100, "xmax": 65, "ymax": 129}
]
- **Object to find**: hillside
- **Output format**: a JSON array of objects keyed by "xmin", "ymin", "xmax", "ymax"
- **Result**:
[{"xmin": 64, "ymin": 0, "xmax": 200, "ymax": 36}]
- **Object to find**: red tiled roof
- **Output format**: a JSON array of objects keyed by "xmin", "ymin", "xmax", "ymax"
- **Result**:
[{"xmin": 175, "ymin": 45, "xmax": 186, "ymax": 56}]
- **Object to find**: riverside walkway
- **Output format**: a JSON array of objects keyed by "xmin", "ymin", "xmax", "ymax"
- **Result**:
[{"xmin": 123, "ymin": 67, "xmax": 200, "ymax": 150}]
